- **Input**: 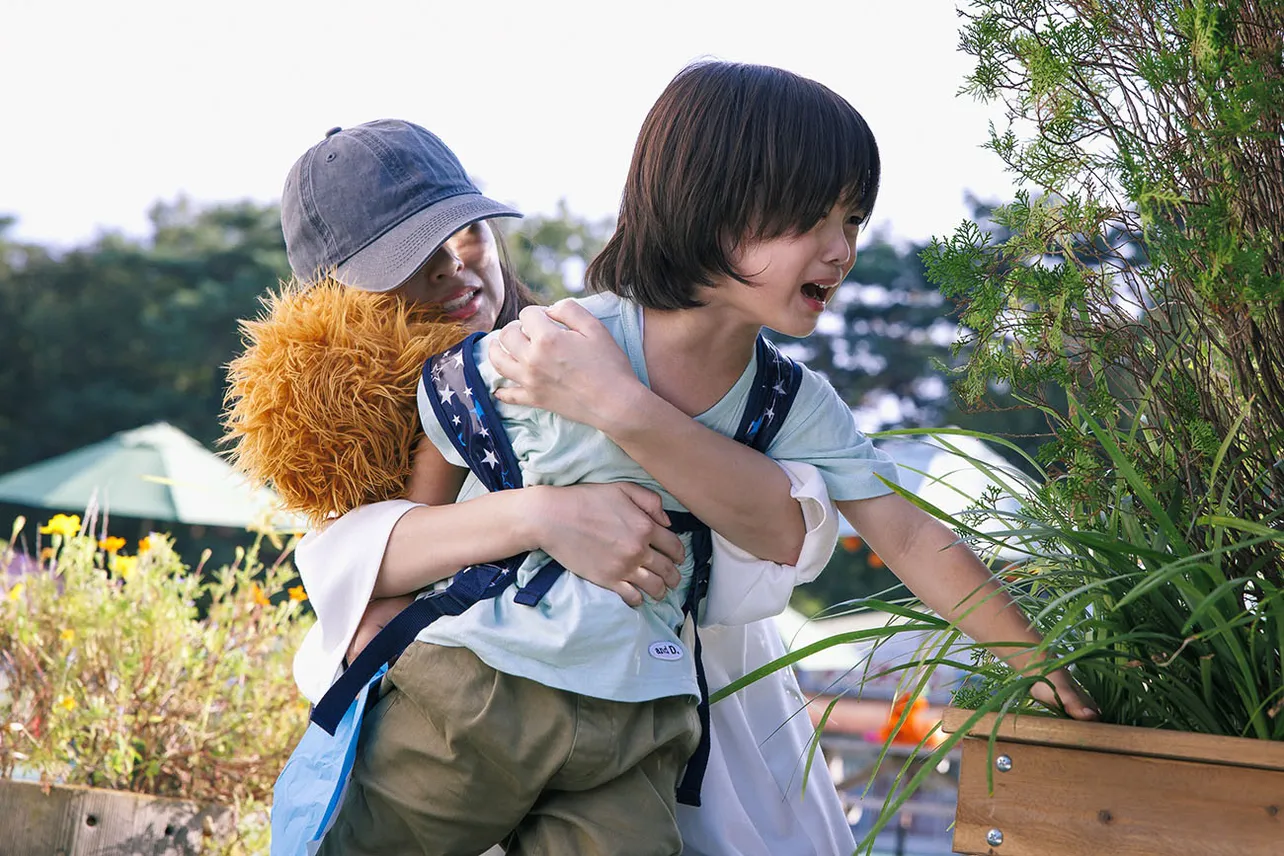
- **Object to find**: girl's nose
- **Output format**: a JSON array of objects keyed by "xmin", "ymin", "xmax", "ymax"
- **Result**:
[{"xmin": 432, "ymin": 247, "xmax": 464, "ymax": 279}]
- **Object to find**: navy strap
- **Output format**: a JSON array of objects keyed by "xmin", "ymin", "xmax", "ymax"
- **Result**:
[
  {"xmin": 424, "ymin": 332, "xmax": 523, "ymax": 492},
  {"xmin": 312, "ymin": 561, "xmax": 518, "ymax": 734},
  {"xmin": 736, "ymin": 336, "xmax": 803, "ymax": 453},
  {"xmin": 668, "ymin": 511, "xmax": 714, "ymax": 807},
  {"xmin": 673, "ymin": 336, "xmax": 799, "ymax": 806},
  {"xmin": 513, "ymin": 559, "xmax": 566, "ymax": 606}
]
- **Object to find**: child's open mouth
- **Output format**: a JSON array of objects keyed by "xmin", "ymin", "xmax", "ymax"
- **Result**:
[{"xmin": 800, "ymin": 282, "xmax": 834, "ymax": 309}]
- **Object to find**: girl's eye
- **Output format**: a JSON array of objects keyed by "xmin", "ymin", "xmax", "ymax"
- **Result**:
[{"xmin": 847, "ymin": 214, "xmax": 866, "ymax": 228}]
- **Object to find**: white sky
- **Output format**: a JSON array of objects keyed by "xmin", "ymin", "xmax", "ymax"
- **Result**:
[{"xmin": 1, "ymin": 0, "xmax": 1016, "ymax": 249}]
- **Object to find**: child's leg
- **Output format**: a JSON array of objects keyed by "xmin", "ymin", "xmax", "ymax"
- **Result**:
[
  {"xmin": 318, "ymin": 643, "xmax": 583, "ymax": 856},
  {"xmin": 505, "ymin": 694, "xmax": 700, "ymax": 856}
]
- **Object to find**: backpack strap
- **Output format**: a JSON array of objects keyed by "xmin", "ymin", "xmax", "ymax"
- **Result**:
[
  {"xmin": 311, "ymin": 334, "xmax": 558, "ymax": 735},
  {"xmin": 735, "ymin": 335, "xmax": 803, "ymax": 453},
  {"xmin": 425, "ymin": 331, "xmax": 523, "ymax": 492},
  {"xmin": 673, "ymin": 333, "xmax": 803, "ymax": 807}
]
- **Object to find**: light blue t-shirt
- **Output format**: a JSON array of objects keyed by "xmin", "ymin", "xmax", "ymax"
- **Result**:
[{"xmin": 414, "ymin": 292, "xmax": 900, "ymax": 703}]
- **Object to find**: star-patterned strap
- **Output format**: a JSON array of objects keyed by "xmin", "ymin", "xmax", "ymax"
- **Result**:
[
  {"xmin": 734, "ymin": 335, "xmax": 803, "ymax": 453},
  {"xmin": 424, "ymin": 332, "xmax": 523, "ymax": 493},
  {"xmin": 423, "ymin": 334, "xmax": 559, "ymax": 609}
]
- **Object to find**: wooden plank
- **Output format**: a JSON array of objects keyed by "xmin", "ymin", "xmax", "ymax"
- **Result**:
[
  {"xmin": 941, "ymin": 707, "xmax": 1284, "ymax": 773},
  {"xmin": 0, "ymin": 779, "xmax": 231, "ymax": 855},
  {"xmin": 2, "ymin": 778, "xmax": 73, "ymax": 853},
  {"xmin": 953, "ymin": 738, "xmax": 1284, "ymax": 856}
]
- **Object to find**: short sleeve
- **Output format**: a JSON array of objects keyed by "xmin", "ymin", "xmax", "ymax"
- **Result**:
[{"xmin": 766, "ymin": 365, "xmax": 900, "ymax": 502}]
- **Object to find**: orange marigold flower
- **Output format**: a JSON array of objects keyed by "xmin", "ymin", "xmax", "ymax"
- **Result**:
[
  {"xmin": 40, "ymin": 547, "xmax": 56, "ymax": 560},
  {"xmin": 138, "ymin": 535, "xmax": 155, "ymax": 553},
  {"xmin": 250, "ymin": 583, "xmax": 272, "ymax": 607},
  {"xmin": 840, "ymin": 535, "xmax": 863, "ymax": 552},
  {"xmin": 288, "ymin": 585, "xmax": 308, "ymax": 603},
  {"xmin": 99, "ymin": 536, "xmax": 126, "ymax": 553},
  {"xmin": 867, "ymin": 552, "xmax": 886, "ymax": 568}
]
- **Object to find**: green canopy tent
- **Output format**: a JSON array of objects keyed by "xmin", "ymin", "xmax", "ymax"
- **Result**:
[{"xmin": 0, "ymin": 422, "xmax": 302, "ymax": 531}]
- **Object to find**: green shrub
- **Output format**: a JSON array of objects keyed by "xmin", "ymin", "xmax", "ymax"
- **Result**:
[{"xmin": 0, "ymin": 513, "xmax": 312, "ymax": 852}]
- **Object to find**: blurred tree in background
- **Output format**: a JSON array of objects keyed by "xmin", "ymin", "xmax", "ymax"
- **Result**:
[
  {"xmin": 502, "ymin": 200, "xmax": 614, "ymax": 300},
  {"xmin": 0, "ymin": 199, "xmax": 287, "ymax": 474}
]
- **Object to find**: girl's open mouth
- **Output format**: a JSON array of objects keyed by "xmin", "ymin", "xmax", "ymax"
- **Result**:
[{"xmin": 439, "ymin": 288, "xmax": 482, "ymax": 320}]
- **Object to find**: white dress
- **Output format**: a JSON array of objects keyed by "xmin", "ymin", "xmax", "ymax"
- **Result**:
[{"xmin": 291, "ymin": 460, "xmax": 855, "ymax": 856}]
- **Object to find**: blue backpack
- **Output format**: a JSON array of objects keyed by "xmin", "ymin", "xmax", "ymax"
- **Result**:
[{"xmin": 269, "ymin": 331, "xmax": 802, "ymax": 855}]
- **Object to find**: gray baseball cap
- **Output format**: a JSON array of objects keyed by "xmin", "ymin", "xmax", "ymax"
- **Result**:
[{"xmin": 281, "ymin": 119, "xmax": 521, "ymax": 292}]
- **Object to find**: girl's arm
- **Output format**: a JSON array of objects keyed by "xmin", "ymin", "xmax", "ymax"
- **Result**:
[
  {"xmin": 488, "ymin": 300, "xmax": 806, "ymax": 565},
  {"xmin": 374, "ymin": 434, "xmax": 686, "ymax": 604},
  {"xmin": 839, "ymin": 492, "xmax": 1098, "ymax": 721}
]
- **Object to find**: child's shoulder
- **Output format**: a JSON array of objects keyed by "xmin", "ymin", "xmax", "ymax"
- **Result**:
[
  {"xmin": 771, "ymin": 348, "xmax": 861, "ymax": 437},
  {"xmin": 571, "ymin": 291, "xmax": 625, "ymax": 322}
]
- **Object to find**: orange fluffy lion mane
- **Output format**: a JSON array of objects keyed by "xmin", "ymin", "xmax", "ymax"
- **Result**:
[{"xmin": 222, "ymin": 279, "xmax": 467, "ymax": 525}]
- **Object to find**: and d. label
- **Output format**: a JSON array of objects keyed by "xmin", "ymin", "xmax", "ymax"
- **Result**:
[{"xmin": 648, "ymin": 641, "xmax": 684, "ymax": 661}]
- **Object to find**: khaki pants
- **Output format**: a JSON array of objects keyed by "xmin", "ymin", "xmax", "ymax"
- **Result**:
[{"xmin": 318, "ymin": 642, "xmax": 701, "ymax": 856}]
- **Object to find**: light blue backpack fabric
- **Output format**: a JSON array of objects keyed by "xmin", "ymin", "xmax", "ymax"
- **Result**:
[{"xmin": 269, "ymin": 665, "xmax": 385, "ymax": 856}]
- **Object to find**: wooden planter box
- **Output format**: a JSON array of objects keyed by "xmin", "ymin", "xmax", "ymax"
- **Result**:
[
  {"xmin": 940, "ymin": 707, "xmax": 1284, "ymax": 856},
  {"xmin": 0, "ymin": 777, "xmax": 232, "ymax": 856}
]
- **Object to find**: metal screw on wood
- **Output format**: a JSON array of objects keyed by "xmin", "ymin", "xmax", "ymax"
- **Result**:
[
  {"xmin": 995, "ymin": 754, "xmax": 1013, "ymax": 772},
  {"xmin": 987, "ymin": 828, "xmax": 1005, "ymax": 846}
]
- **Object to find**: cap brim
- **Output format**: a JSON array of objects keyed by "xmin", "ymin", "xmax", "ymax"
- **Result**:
[{"xmin": 334, "ymin": 193, "xmax": 522, "ymax": 293}]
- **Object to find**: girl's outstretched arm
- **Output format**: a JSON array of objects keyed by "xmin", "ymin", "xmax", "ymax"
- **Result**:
[
  {"xmin": 488, "ymin": 300, "xmax": 806, "ymax": 564},
  {"xmin": 839, "ymin": 492, "xmax": 1099, "ymax": 721}
]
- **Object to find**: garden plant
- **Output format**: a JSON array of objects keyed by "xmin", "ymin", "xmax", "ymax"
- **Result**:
[
  {"xmin": 0, "ymin": 512, "xmax": 311, "ymax": 854},
  {"xmin": 713, "ymin": 1, "xmax": 1284, "ymax": 850}
]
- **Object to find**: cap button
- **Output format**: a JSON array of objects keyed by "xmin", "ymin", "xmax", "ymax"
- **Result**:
[{"xmin": 324, "ymin": 126, "xmax": 343, "ymax": 139}]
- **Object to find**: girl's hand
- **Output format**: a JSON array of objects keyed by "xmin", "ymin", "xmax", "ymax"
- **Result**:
[
  {"xmin": 530, "ymin": 482, "xmax": 684, "ymax": 607},
  {"xmin": 1030, "ymin": 667, "xmax": 1100, "ymax": 722},
  {"xmin": 347, "ymin": 595, "xmax": 415, "ymax": 664},
  {"xmin": 489, "ymin": 300, "xmax": 644, "ymax": 432}
]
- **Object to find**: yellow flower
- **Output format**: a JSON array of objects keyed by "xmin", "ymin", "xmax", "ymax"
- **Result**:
[
  {"xmin": 38, "ymin": 514, "xmax": 81, "ymax": 538},
  {"xmin": 57, "ymin": 696, "xmax": 77, "ymax": 712},
  {"xmin": 288, "ymin": 585, "xmax": 308, "ymax": 603},
  {"xmin": 6, "ymin": 582, "xmax": 24, "ymax": 602},
  {"xmin": 40, "ymin": 547, "xmax": 55, "ymax": 560},
  {"xmin": 98, "ymin": 536, "xmax": 126, "ymax": 553},
  {"xmin": 138, "ymin": 535, "xmax": 154, "ymax": 553},
  {"xmin": 250, "ymin": 583, "xmax": 272, "ymax": 607},
  {"xmin": 60, "ymin": 628, "xmax": 76, "ymax": 644},
  {"xmin": 112, "ymin": 554, "xmax": 138, "ymax": 579}
]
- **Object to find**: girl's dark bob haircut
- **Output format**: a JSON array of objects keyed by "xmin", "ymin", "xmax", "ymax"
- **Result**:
[{"xmin": 587, "ymin": 61, "xmax": 881, "ymax": 310}]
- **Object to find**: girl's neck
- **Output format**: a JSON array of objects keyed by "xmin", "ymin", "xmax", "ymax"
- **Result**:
[{"xmin": 640, "ymin": 301, "xmax": 761, "ymax": 418}]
